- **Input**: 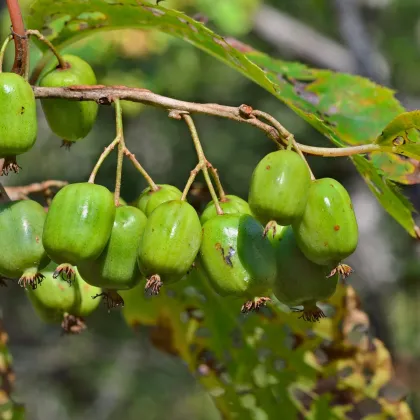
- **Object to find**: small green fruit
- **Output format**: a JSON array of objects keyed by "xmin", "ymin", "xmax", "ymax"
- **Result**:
[
  {"xmin": 42, "ymin": 183, "xmax": 116, "ymax": 265},
  {"xmin": 78, "ymin": 206, "xmax": 147, "ymax": 290},
  {"xmin": 293, "ymin": 178, "xmax": 358, "ymax": 266},
  {"xmin": 270, "ymin": 227, "xmax": 338, "ymax": 322},
  {"xmin": 248, "ymin": 150, "xmax": 311, "ymax": 225},
  {"xmin": 0, "ymin": 200, "xmax": 49, "ymax": 288},
  {"xmin": 27, "ymin": 262, "xmax": 101, "ymax": 332},
  {"xmin": 39, "ymin": 55, "xmax": 98, "ymax": 144},
  {"xmin": 200, "ymin": 195, "xmax": 252, "ymax": 225},
  {"xmin": 0, "ymin": 73, "xmax": 37, "ymax": 174},
  {"xmin": 199, "ymin": 214, "xmax": 277, "ymax": 312},
  {"xmin": 134, "ymin": 184, "xmax": 182, "ymax": 216},
  {"xmin": 137, "ymin": 200, "xmax": 202, "ymax": 294}
]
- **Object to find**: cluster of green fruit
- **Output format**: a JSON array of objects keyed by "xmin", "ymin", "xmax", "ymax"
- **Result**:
[
  {"xmin": 0, "ymin": 54, "xmax": 97, "ymax": 174},
  {"xmin": 0, "ymin": 147, "xmax": 358, "ymax": 329}
]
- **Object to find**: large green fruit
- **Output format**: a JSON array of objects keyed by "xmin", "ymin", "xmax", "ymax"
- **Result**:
[
  {"xmin": 42, "ymin": 183, "xmax": 116, "ymax": 265},
  {"xmin": 39, "ymin": 55, "xmax": 98, "ymax": 143},
  {"xmin": 248, "ymin": 150, "xmax": 311, "ymax": 225},
  {"xmin": 134, "ymin": 184, "xmax": 182, "ymax": 216},
  {"xmin": 270, "ymin": 226, "xmax": 338, "ymax": 322},
  {"xmin": 200, "ymin": 195, "xmax": 252, "ymax": 225},
  {"xmin": 27, "ymin": 262, "xmax": 101, "ymax": 332},
  {"xmin": 0, "ymin": 200, "xmax": 49, "ymax": 288},
  {"xmin": 78, "ymin": 206, "xmax": 147, "ymax": 290},
  {"xmin": 293, "ymin": 178, "xmax": 358, "ymax": 266},
  {"xmin": 0, "ymin": 73, "xmax": 37, "ymax": 173},
  {"xmin": 137, "ymin": 200, "xmax": 202, "ymax": 294},
  {"xmin": 199, "ymin": 214, "xmax": 277, "ymax": 312}
]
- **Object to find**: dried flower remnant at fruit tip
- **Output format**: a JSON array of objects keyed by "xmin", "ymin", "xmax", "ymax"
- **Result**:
[
  {"xmin": 145, "ymin": 274, "xmax": 163, "ymax": 296},
  {"xmin": 53, "ymin": 263, "xmax": 75, "ymax": 285},
  {"xmin": 241, "ymin": 297, "xmax": 271, "ymax": 313},
  {"xmin": 93, "ymin": 290, "xmax": 124, "ymax": 312},
  {"xmin": 61, "ymin": 313, "xmax": 86, "ymax": 335}
]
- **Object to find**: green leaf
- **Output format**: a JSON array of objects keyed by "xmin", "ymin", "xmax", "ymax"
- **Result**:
[
  {"xmin": 25, "ymin": 0, "xmax": 419, "ymax": 236},
  {"xmin": 352, "ymin": 155, "xmax": 416, "ymax": 236},
  {"xmin": 375, "ymin": 111, "xmax": 420, "ymax": 159}
]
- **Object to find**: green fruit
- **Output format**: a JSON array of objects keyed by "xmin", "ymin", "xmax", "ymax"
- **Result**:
[
  {"xmin": 137, "ymin": 200, "xmax": 202, "ymax": 294},
  {"xmin": 39, "ymin": 55, "xmax": 98, "ymax": 142},
  {"xmin": 0, "ymin": 73, "xmax": 37, "ymax": 173},
  {"xmin": 134, "ymin": 184, "xmax": 182, "ymax": 216},
  {"xmin": 248, "ymin": 150, "xmax": 311, "ymax": 225},
  {"xmin": 0, "ymin": 200, "xmax": 49, "ymax": 288},
  {"xmin": 293, "ymin": 178, "xmax": 358, "ymax": 266},
  {"xmin": 42, "ymin": 183, "xmax": 116, "ymax": 265},
  {"xmin": 78, "ymin": 206, "xmax": 147, "ymax": 290},
  {"xmin": 200, "ymin": 195, "xmax": 252, "ymax": 225},
  {"xmin": 199, "ymin": 214, "xmax": 277, "ymax": 311},
  {"xmin": 270, "ymin": 227, "xmax": 338, "ymax": 321},
  {"xmin": 27, "ymin": 262, "xmax": 101, "ymax": 329}
]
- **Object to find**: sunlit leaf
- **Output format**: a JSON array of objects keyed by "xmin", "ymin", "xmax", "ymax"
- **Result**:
[{"xmin": 375, "ymin": 111, "xmax": 420, "ymax": 159}]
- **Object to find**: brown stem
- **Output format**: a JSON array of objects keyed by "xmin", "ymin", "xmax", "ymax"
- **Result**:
[
  {"xmin": 32, "ymin": 86, "xmax": 383, "ymax": 158},
  {"xmin": 26, "ymin": 30, "xmax": 67, "ymax": 69},
  {"xmin": 6, "ymin": 0, "xmax": 28, "ymax": 76},
  {"xmin": 4, "ymin": 180, "xmax": 67, "ymax": 200}
]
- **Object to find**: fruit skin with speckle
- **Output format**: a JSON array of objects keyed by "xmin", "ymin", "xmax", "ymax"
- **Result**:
[
  {"xmin": 200, "ymin": 195, "xmax": 252, "ymax": 225},
  {"xmin": 199, "ymin": 214, "xmax": 277, "ymax": 298},
  {"xmin": 0, "ymin": 73, "xmax": 37, "ymax": 157},
  {"xmin": 248, "ymin": 150, "xmax": 311, "ymax": 225},
  {"xmin": 42, "ymin": 183, "xmax": 116, "ymax": 265},
  {"xmin": 39, "ymin": 55, "xmax": 98, "ymax": 142},
  {"xmin": 78, "ymin": 206, "xmax": 147, "ymax": 290},
  {"xmin": 134, "ymin": 184, "xmax": 182, "ymax": 216},
  {"xmin": 293, "ymin": 178, "xmax": 358, "ymax": 266},
  {"xmin": 0, "ymin": 200, "xmax": 49, "ymax": 285},
  {"xmin": 137, "ymin": 200, "xmax": 202, "ymax": 285},
  {"xmin": 270, "ymin": 226, "xmax": 338, "ymax": 308},
  {"xmin": 27, "ymin": 262, "xmax": 101, "ymax": 322}
]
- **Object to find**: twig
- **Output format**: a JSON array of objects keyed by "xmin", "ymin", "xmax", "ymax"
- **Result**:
[
  {"xmin": 32, "ymin": 85, "xmax": 383, "ymax": 158},
  {"xmin": 4, "ymin": 180, "xmax": 67, "ymax": 200},
  {"xmin": 182, "ymin": 162, "xmax": 204, "ymax": 201},
  {"xmin": 6, "ymin": 0, "xmax": 29, "ymax": 77},
  {"xmin": 88, "ymin": 137, "xmax": 120, "ymax": 184},
  {"xmin": 207, "ymin": 162, "xmax": 226, "ymax": 201}
]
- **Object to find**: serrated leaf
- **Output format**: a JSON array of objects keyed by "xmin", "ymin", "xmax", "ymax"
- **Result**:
[
  {"xmin": 351, "ymin": 155, "xmax": 416, "ymax": 236},
  {"xmin": 374, "ymin": 111, "xmax": 420, "ymax": 159},
  {"xmin": 25, "ymin": 0, "xmax": 419, "ymax": 236}
]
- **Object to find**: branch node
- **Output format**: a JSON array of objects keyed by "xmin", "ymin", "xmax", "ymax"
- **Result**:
[
  {"xmin": 239, "ymin": 104, "xmax": 254, "ymax": 119},
  {"xmin": 168, "ymin": 109, "xmax": 189, "ymax": 120}
]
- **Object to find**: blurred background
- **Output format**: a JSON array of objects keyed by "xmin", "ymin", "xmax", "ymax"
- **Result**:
[{"xmin": 1, "ymin": 0, "xmax": 420, "ymax": 418}]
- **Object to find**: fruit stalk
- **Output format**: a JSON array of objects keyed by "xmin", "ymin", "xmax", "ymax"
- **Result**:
[
  {"xmin": 207, "ymin": 162, "xmax": 227, "ymax": 201},
  {"xmin": 6, "ymin": 0, "xmax": 28, "ymax": 77},
  {"xmin": 113, "ymin": 99, "xmax": 124, "ymax": 206},
  {"xmin": 181, "ymin": 162, "xmax": 204, "ymax": 200},
  {"xmin": 182, "ymin": 114, "xmax": 223, "ymax": 214},
  {"xmin": 88, "ymin": 137, "xmax": 120, "ymax": 184},
  {"xmin": 253, "ymin": 110, "xmax": 316, "ymax": 180},
  {"xmin": 26, "ymin": 30, "xmax": 67, "ymax": 69},
  {"xmin": 0, "ymin": 35, "xmax": 13, "ymax": 73},
  {"xmin": 123, "ymin": 148, "xmax": 158, "ymax": 191}
]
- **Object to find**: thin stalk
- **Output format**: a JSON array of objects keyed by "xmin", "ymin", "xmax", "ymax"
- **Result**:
[
  {"xmin": 113, "ymin": 99, "xmax": 124, "ymax": 206},
  {"xmin": 182, "ymin": 114, "xmax": 223, "ymax": 214},
  {"xmin": 254, "ymin": 110, "xmax": 316, "ymax": 180},
  {"xmin": 181, "ymin": 162, "xmax": 204, "ymax": 201},
  {"xmin": 207, "ymin": 162, "xmax": 226, "ymax": 201},
  {"xmin": 123, "ymin": 148, "xmax": 158, "ymax": 191},
  {"xmin": 88, "ymin": 137, "xmax": 120, "ymax": 184},
  {"xmin": 26, "ymin": 30, "xmax": 68, "ymax": 69},
  {"xmin": 0, "ymin": 35, "xmax": 13, "ymax": 73}
]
